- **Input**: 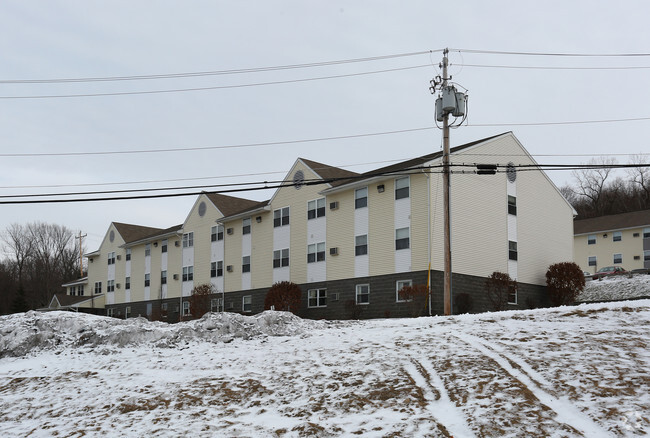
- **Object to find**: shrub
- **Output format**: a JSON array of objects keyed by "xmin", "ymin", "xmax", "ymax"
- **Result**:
[
  {"xmin": 454, "ymin": 292, "xmax": 472, "ymax": 314},
  {"xmin": 546, "ymin": 262, "xmax": 585, "ymax": 306},
  {"xmin": 485, "ymin": 272, "xmax": 517, "ymax": 312},
  {"xmin": 264, "ymin": 281, "xmax": 302, "ymax": 313},
  {"xmin": 345, "ymin": 299, "xmax": 365, "ymax": 320},
  {"xmin": 188, "ymin": 283, "xmax": 214, "ymax": 320},
  {"xmin": 398, "ymin": 284, "xmax": 429, "ymax": 317}
]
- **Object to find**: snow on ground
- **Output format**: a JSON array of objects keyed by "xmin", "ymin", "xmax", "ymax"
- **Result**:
[
  {"xmin": 1, "ymin": 300, "xmax": 649, "ymax": 437},
  {"xmin": 578, "ymin": 273, "xmax": 650, "ymax": 303}
]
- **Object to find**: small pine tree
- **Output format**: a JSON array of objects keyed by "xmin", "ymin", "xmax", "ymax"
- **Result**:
[
  {"xmin": 264, "ymin": 281, "xmax": 302, "ymax": 314},
  {"xmin": 11, "ymin": 285, "xmax": 30, "ymax": 313},
  {"xmin": 546, "ymin": 262, "xmax": 586, "ymax": 306}
]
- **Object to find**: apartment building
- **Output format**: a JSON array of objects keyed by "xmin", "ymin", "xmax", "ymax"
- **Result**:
[
  {"xmin": 574, "ymin": 209, "xmax": 650, "ymax": 274},
  {"xmin": 79, "ymin": 132, "xmax": 574, "ymax": 320}
]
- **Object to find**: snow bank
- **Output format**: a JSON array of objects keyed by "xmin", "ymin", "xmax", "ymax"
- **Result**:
[
  {"xmin": 0, "ymin": 310, "xmax": 330, "ymax": 358},
  {"xmin": 577, "ymin": 273, "xmax": 650, "ymax": 303}
]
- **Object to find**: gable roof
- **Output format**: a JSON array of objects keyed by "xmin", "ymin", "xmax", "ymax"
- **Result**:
[
  {"xmin": 574, "ymin": 209, "xmax": 650, "ymax": 235},
  {"xmin": 113, "ymin": 222, "xmax": 165, "ymax": 244},
  {"xmin": 299, "ymin": 158, "xmax": 359, "ymax": 183},
  {"xmin": 48, "ymin": 293, "xmax": 98, "ymax": 308},
  {"xmin": 204, "ymin": 192, "xmax": 268, "ymax": 218}
]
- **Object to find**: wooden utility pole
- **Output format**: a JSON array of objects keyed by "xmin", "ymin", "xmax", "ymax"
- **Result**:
[
  {"xmin": 441, "ymin": 49, "xmax": 452, "ymax": 316},
  {"xmin": 75, "ymin": 231, "xmax": 86, "ymax": 278}
]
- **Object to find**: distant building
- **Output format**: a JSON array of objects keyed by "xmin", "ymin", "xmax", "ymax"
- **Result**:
[
  {"xmin": 574, "ymin": 209, "xmax": 650, "ymax": 274},
  {"xmin": 72, "ymin": 132, "xmax": 574, "ymax": 320}
]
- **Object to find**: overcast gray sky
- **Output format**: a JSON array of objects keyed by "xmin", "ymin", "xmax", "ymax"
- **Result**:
[{"xmin": 1, "ymin": 1, "xmax": 649, "ymax": 252}]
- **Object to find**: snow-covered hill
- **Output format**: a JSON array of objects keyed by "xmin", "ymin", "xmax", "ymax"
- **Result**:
[{"xmin": 1, "ymin": 296, "xmax": 649, "ymax": 437}]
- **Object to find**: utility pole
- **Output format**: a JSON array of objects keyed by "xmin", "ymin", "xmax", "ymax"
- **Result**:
[
  {"xmin": 430, "ymin": 48, "xmax": 467, "ymax": 316},
  {"xmin": 75, "ymin": 231, "xmax": 86, "ymax": 278}
]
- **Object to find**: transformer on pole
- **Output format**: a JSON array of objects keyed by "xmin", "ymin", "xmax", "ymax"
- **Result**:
[{"xmin": 429, "ymin": 48, "xmax": 468, "ymax": 316}]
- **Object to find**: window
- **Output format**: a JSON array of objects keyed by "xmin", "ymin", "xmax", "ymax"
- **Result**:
[
  {"xmin": 182, "ymin": 301, "xmax": 190, "ymax": 316},
  {"xmin": 125, "ymin": 276, "xmax": 131, "ymax": 290},
  {"xmin": 161, "ymin": 240, "xmax": 168, "ymax": 253},
  {"xmin": 508, "ymin": 287, "xmax": 518, "ymax": 305},
  {"xmin": 242, "ymin": 256, "xmax": 251, "ymax": 273},
  {"xmin": 644, "ymin": 250, "xmax": 650, "ymax": 261},
  {"xmin": 613, "ymin": 231, "xmax": 622, "ymax": 242},
  {"xmin": 144, "ymin": 273, "xmax": 150, "ymax": 287},
  {"xmin": 588, "ymin": 234, "xmax": 596, "ymax": 245},
  {"xmin": 396, "ymin": 228, "xmax": 410, "ymax": 250},
  {"xmin": 308, "ymin": 198, "xmax": 326, "ymax": 219},
  {"xmin": 107, "ymin": 280, "xmax": 115, "ymax": 292},
  {"xmin": 107, "ymin": 252, "xmax": 116, "ymax": 265},
  {"xmin": 395, "ymin": 177, "xmax": 410, "ymax": 200},
  {"xmin": 107, "ymin": 308, "xmax": 114, "ymax": 317},
  {"xmin": 242, "ymin": 295, "xmax": 252, "ymax": 313},
  {"xmin": 125, "ymin": 306, "xmax": 131, "ymax": 318},
  {"xmin": 308, "ymin": 289, "xmax": 327, "ymax": 308},
  {"xmin": 588, "ymin": 256, "xmax": 597, "ymax": 267},
  {"xmin": 356, "ymin": 284, "xmax": 370, "ymax": 304},
  {"xmin": 182, "ymin": 266, "xmax": 194, "ymax": 282},
  {"xmin": 396, "ymin": 279, "xmax": 413, "ymax": 302},
  {"xmin": 508, "ymin": 241, "xmax": 518, "ymax": 261},
  {"xmin": 273, "ymin": 249, "xmax": 290, "ymax": 268},
  {"xmin": 242, "ymin": 218, "xmax": 251, "ymax": 235},
  {"xmin": 355, "ymin": 235, "xmax": 368, "ymax": 256},
  {"xmin": 307, "ymin": 242, "xmax": 326, "ymax": 263},
  {"xmin": 211, "ymin": 261, "xmax": 224, "ymax": 278},
  {"xmin": 211, "ymin": 225, "xmax": 224, "ymax": 242},
  {"xmin": 69, "ymin": 286, "xmax": 75, "ymax": 296},
  {"xmin": 508, "ymin": 195, "xmax": 517, "ymax": 216},
  {"xmin": 644, "ymin": 228, "xmax": 650, "ymax": 239},
  {"xmin": 161, "ymin": 270, "xmax": 167, "ymax": 285},
  {"xmin": 78, "ymin": 285, "xmax": 84, "ymax": 296},
  {"xmin": 145, "ymin": 244, "xmax": 151, "ymax": 257},
  {"xmin": 355, "ymin": 187, "xmax": 368, "ymax": 209},
  {"xmin": 94, "ymin": 281, "xmax": 102, "ymax": 294},
  {"xmin": 182, "ymin": 232, "xmax": 194, "ymax": 248},
  {"xmin": 211, "ymin": 298, "xmax": 223, "ymax": 312},
  {"xmin": 273, "ymin": 207, "xmax": 290, "ymax": 227},
  {"xmin": 126, "ymin": 249, "xmax": 131, "ymax": 261},
  {"xmin": 613, "ymin": 253, "xmax": 623, "ymax": 264}
]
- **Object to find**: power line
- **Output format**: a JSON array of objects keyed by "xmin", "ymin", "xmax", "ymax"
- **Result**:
[
  {"xmin": 467, "ymin": 116, "xmax": 650, "ymax": 127},
  {"xmin": 0, "ymin": 64, "xmax": 432, "ymax": 100},
  {"xmin": 459, "ymin": 63, "xmax": 650, "ymax": 71},
  {"xmin": 0, "ymin": 50, "xmax": 438, "ymax": 84},
  {"xmin": 452, "ymin": 48, "xmax": 650, "ymax": 57}
]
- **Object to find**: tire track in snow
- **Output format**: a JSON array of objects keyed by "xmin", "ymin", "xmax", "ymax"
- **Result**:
[
  {"xmin": 452, "ymin": 332, "xmax": 612, "ymax": 437},
  {"xmin": 404, "ymin": 355, "xmax": 476, "ymax": 437}
]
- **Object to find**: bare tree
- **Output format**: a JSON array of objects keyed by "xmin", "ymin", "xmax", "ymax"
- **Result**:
[
  {"xmin": 627, "ymin": 154, "xmax": 650, "ymax": 208},
  {"xmin": 571, "ymin": 157, "xmax": 617, "ymax": 216},
  {"xmin": 1, "ymin": 223, "xmax": 34, "ymax": 287}
]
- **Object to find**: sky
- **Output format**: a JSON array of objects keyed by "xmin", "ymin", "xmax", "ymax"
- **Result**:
[{"xmin": 1, "ymin": 1, "xmax": 650, "ymax": 253}]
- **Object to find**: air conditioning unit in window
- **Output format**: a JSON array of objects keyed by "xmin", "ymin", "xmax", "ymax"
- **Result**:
[
  {"xmin": 226, "ymin": 265, "xmax": 234, "ymax": 272},
  {"xmin": 116, "ymin": 283, "xmax": 120, "ymax": 289},
  {"xmin": 331, "ymin": 293, "xmax": 339, "ymax": 301},
  {"xmin": 173, "ymin": 274, "xmax": 179, "ymax": 280},
  {"xmin": 175, "ymin": 241, "xmax": 180, "ymax": 247},
  {"xmin": 116, "ymin": 255, "xmax": 121, "ymax": 260},
  {"xmin": 330, "ymin": 247, "xmax": 339, "ymax": 256},
  {"xmin": 329, "ymin": 201, "xmax": 339, "ymax": 210},
  {"xmin": 227, "ymin": 228, "xmax": 234, "ymax": 235}
]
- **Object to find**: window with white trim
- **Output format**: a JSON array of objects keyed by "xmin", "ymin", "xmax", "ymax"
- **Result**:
[
  {"xmin": 242, "ymin": 218, "xmax": 251, "ymax": 235},
  {"xmin": 355, "ymin": 187, "xmax": 368, "ymax": 209},
  {"xmin": 355, "ymin": 235, "xmax": 368, "ymax": 256},
  {"xmin": 644, "ymin": 228, "xmax": 650, "ymax": 239},
  {"xmin": 242, "ymin": 295, "xmax": 252, "ymax": 313},
  {"xmin": 161, "ymin": 240, "xmax": 168, "ymax": 253},
  {"xmin": 356, "ymin": 284, "xmax": 370, "ymax": 304},
  {"xmin": 395, "ymin": 176, "xmax": 410, "ymax": 200},
  {"xmin": 613, "ymin": 253, "xmax": 623, "ymax": 264},
  {"xmin": 161, "ymin": 270, "xmax": 167, "ymax": 285},
  {"xmin": 507, "ymin": 195, "xmax": 517, "ymax": 216},
  {"xmin": 273, "ymin": 249, "xmax": 290, "ymax": 268},
  {"xmin": 644, "ymin": 250, "xmax": 650, "ymax": 261},
  {"xmin": 211, "ymin": 261, "xmax": 224, "ymax": 278},
  {"xmin": 307, "ymin": 198, "xmax": 326, "ymax": 219},
  {"xmin": 588, "ymin": 234, "xmax": 596, "ymax": 245},
  {"xmin": 395, "ymin": 227, "xmax": 410, "ymax": 250},
  {"xmin": 125, "ymin": 277, "xmax": 131, "ymax": 290},
  {"xmin": 396, "ymin": 279, "xmax": 412, "ymax": 302},
  {"xmin": 588, "ymin": 256, "xmax": 597, "ymax": 267},
  {"xmin": 125, "ymin": 306, "xmax": 131, "ymax": 318},
  {"xmin": 69, "ymin": 286, "xmax": 75, "ymax": 296},
  {"xmin": 182, "ymin": 232, "xmax": 194, "ymax": 248},
  {"xmin": 107, "ymin": 308, "xmax": 114, "ymax": 317},
  {"xmin": 78, "ymin": 285, "xmax": 84, "ymax": 296},
  {"xmin": 273, "ymin": 207, "xmax": 290, "ymax": 227},
  {"xmin": 145, "ymin": 244, "xmax": 151, "ymax": 257},
  {"xmin": 182, "ymin": 301, "xmax": 190, "ymax": 316},
  {"xmin": 94, "ymin": 281, "xmax": 102, "ymax": 294},
  {"xmin": 307, "ymin": 242, "xmax": 325, "ymax": 263},
  {"xmin": 308, "ymin": 289, "xmax": 327, "ymax": 308},
  {"xmin": 211, "ymin": 298, "xmax": 223, "ymax": 312},
  {"xmin": 125, "ymin": 248, "xmax": 131, "ymax": 261},
  {"xmin": 107, "ymin": 280, "xmax": 115, "ymax": 293},
  {"xmin": 211, "ymin": 225, "xmax": 224, "ymax": 242},
  {"xmin": 613, "ymin": 231, "xmax": 622, "ymax": 242},
  {"xmin": 509, "ymin": 241, "xmax": 518, "ymax": 261},
  {"xmin": 107, "ymin": 252, "xmax": 116, "ymax": 265},
  {"xmin": 242, "ymin": 256, "xmax": 251, "ymax": 273},
  {"xmin": 182, "ymin": 266, "xmax": 193, "ymax": 282},
  {"xmin": 144, "ymin": 273, "xmax": 150, "ymax": 287}
]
